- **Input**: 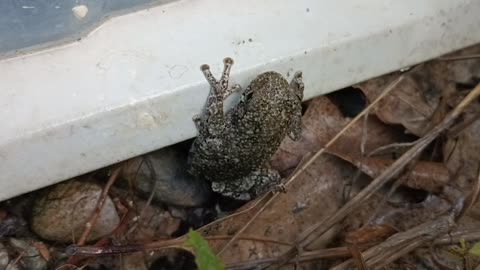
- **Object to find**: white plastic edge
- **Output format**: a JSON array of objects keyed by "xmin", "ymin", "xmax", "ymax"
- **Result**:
[{"xmin": 1, "ymin": 0, "xmax": 479, "ymax": 201}]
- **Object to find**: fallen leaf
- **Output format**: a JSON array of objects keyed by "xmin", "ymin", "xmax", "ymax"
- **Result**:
[
  {"xmin": 354, "ymin": 61, "xmax": 454, "ymax": 136},
  {"xmin": 199, "ymin": 155, "xmax": 348, "ymax": 264},
  {"xmin": 345, "ymin": 225, "xmax": 397, "ymax": 245},
  {"xmin": 31, "ymin": 241, "xmax": 51, "ymax": 262},
  {"xmin": 329, "ymin": 150, "xmax": 450, "ymax": 193},
  {"xmin": 443, "ymin": 106, "xmax": 480, "ymax": 192},
  {"xmin": 271, "ymin": 95, "xmax": 406, "ymax": 175}
]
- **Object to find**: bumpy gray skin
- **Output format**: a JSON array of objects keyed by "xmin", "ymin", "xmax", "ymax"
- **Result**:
[{"xmin": 187, "ymin": 57, "xmax": 304, "ymax": 200}]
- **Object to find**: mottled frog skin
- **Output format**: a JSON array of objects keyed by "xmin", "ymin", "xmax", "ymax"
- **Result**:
[{"xmin": 187, "ymin": 57, "xmax": 304, "ymax": 200}]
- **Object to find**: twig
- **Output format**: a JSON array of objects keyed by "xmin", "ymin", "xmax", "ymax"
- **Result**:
[
  {"xmin": 76, "ymin": 165, "xmax": 122, "ymax": 245},
  {"xmin": 125, "ymin": 156, "xmax": 158, "ymax": 237},
  {"xmin": 348, "ymin": 244, "xmax": 368, "ymax": 270},
  {"xmin": 331, "ymin": 198, "xmax": 463, "ymax": 270},
  {"xmin": 277, "ymin": 83, "xmax": 480, "ymax": 266},
  {"xmin": 438, "ymin": 54, "xmax": 480, "ymax": 61},
  {"xmin": 463, "ymin": 164, "xmax": 480, "ymax": 215},
  {"xmin": 367, "ymin": 142, "xmax": 417, "ymax": 157},
  {"xmin": 67, "ymin": 234, "xmax": 292, "ymax": 256},
  {"xmin": 55, "ymin": 264, "xmax": 84, "ymax": 270},
  {"xmin": 226, "ymin": 227, "xmax": 480, "ymax": 270},
  {"xmin": 8, "ymin": 251, "xmax": 25, "ymax": 269},
  {"xmin": 435, "ymin": 229, "xmax": 480, "ymax": 245}
]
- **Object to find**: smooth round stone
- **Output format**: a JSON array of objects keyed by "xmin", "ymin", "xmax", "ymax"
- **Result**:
[
  {"xmin": 31, "ymin": 180, "xmax": 120, "ymax": 243},
  {"xmin": 122, "ymin": 145, "xmax": 211, "ymax": 207}
]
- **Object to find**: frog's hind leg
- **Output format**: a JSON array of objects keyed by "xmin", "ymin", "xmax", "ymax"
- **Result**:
[
  {"xmin": 199, "ymin": 58, "xmax": 238, "ymax": 135},
  {"xmin": 211, "ymin": 168, "xmax": 281, "ymax": 201},
  {"xmin": 198, "ymin": 63, "xmax": 225, "ymax": 135},
  {"xmin": 288, "ymin": 71, "xmax": 304, "ymax": 141}
]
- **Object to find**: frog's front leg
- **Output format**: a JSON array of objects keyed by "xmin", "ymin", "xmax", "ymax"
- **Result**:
[
  {"xmin": 211, "ymin": 168, "xmax": 281, "ymax": 200},
  {"xmin": 288, "ymin": 71, "xmax": 304, "ymax": 141}
]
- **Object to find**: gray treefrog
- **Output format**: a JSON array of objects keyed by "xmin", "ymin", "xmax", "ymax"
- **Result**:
[{"xmin": 187, "ymin": 57, "xmax": 304, "ymax": 200}]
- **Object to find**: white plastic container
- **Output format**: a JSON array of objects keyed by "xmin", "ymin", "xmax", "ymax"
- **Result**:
[{"xmin": 1, "ymin": 0, "xmax": 479, "ymax": 200}]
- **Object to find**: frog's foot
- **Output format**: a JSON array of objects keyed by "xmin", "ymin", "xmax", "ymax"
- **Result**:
[
  {"xmin": 290, "ymin": 71, "xmax": 304, "ymax": 101},
  {"xmin": 192, "ymin": 114, "xmax": 203, "ymax": 131},
  {"xmin": 288, "ymin": 71, "xmax": 304, "ymax": 141},
  {"xmin": 272, "ymin": 183, "xmax": 287, "ymax": 193},
  {"xmin": 200, "ymin": 57, "xmax": 235, "ymax": 98},
  {"xmin": 219, "ymin": 57, "xmax": 234, "ymax": 92},
  {"xmin": 211, "ymin": 168, "xmax": 281, "ymax": 201}
]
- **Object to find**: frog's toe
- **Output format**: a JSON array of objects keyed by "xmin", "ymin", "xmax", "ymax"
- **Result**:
[
  {"xmin": 223, "ymin": 83, "xmax": 242, "ymax": 99},
  {"xmin": 223, "ymin": 57, "xmax": 234, "ymax": 65},
  {"xmin": 201, "ymin": 64, "xmax": 218, "ymax": 87},
  {"xmin": 211, "ymin": 181, "xmax": 253, "ymax": 201},
  {"xmin": 211, "ymin": 169, "xmax": 281, "ymax": 200},
  {"xmin": 232, "ymin": 83, "xmax": 242, "ymax": 91},
  {"xmin": 219, "ymin": 57, "xmax": 235, "ymax": 91},
  {"xmin": 290, "ymin": 71, "xmax": 305, "ymax": 100},
  {"xmin": 192, "ymin": 114, "xmax": 201, "ymax": 121},
  {"xmin": 193, "ymin": 114, "xmax": 206, "ymax": 133},
  {"xmin": 200, "ymin": 64, "xmax": 210, "ymax": 71}
]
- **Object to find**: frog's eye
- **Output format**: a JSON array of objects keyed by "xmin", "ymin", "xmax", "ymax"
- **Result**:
[{"xmin": 244, "ymin": 91, "xmax": 254, "ymax": 101}]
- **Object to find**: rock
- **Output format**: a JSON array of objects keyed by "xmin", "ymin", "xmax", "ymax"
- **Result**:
[
  {"xmin": 8, "ymin": 238, "xmax": 48, "ymax": 270},
  {"xmin": 0, "ymin": 215, "xmax": 28, "ymax": 238},
  {"xmin": 31, "ymin": 179, "xmax": 120, "ymax": 243},
  {"xmin": 122, "ymin": 144, "xmax": 211, "ymax": 207},
  {"xmin": 0, "ymin": 243, "xmax": 9, "ymax": 269},
  {"xmin": 0, "ymin": 242, "xmax": 20, "ymax": 270}
]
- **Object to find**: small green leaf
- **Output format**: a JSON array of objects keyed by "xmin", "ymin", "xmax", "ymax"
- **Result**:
[
  {"xmin": 186, "ymin": 229, "xmax": 225, "ymax": 270},
  {"xmin": 460, "ymin": 239, "xmax": 467, "ymax": 250},
  {"xmin": 469, "ymin": 242, "xmax": 480, "ymax": 257}
]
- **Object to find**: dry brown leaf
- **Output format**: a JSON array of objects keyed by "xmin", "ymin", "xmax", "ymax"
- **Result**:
[
  {"xmin": 31, "ymin": 241, "xmax": 51, "ymax": 262},
  {"xmin": 441, "ymin": 45, "xmax": 480, "ymax": 194},
  {"xmin": 339, "ymin": 192, "xmax": 451, "ymax": 248},
  {"xmin": 444, "ymin": 44, "xmax": 480, "ymax": 85},
  {"xmin": 444, "ymin": 117, "xmax": 480, "ymax": 191},
  {"xmin": 354, "ymin": 62, "xmax": 456, "ymax": 137},
  {"xmin": 271, "ymin": 95, "xmax": 406, "ymax": 174},
  {"xmin": 329, "ymin": 150, "xmax": 450, "ymax": 193},
  {"xmin": 345, "ymin": 225, "xmax": 397, "ymax": 246},
  {"xmin": 199, "ymin": 155, "xmax": 350, "ymax": 265}
]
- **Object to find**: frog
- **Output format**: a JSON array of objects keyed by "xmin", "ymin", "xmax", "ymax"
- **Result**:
[{"xmin": 187, "ymin": 57, "xmax": 304, "ymax": 200}]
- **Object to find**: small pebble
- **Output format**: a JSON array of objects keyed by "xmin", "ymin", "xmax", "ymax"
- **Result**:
[
  {"xmin": 72, "ymin": 5, "xmax": 88, "ymax": 19},
  {"xmin": 0, "ymin": 243, "xmax": 9, "ymax": 269},
  {"xmin": 9, "ymin": 238, "xmax": 48, "ymax": 270}
]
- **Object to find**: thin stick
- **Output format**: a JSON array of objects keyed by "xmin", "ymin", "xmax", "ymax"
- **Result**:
[
  {"xmin": 67, "ymin": 234, "xmax": 292, "ymax": 255},
  {"xmin": 76, "ymin": 165, "xmax": 122, "ymax": 245},
  {"xmin": 225, "ymin": 227, "xmax": 480, "ymax": 270},
  {"xmin": 464, "ymin": 165, "xmax": 480, "ymax": 215},
  {"xmin": 125, "ymin": 156, "xmax": 158, "ymax": 237},
  {"xmin": 438, "ymin": 54, "xmax": 480, "ymax": 61},
  {"xmin": 332, "ymin": 203, "xmax": 459, "ymax": 270}
]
